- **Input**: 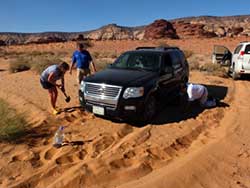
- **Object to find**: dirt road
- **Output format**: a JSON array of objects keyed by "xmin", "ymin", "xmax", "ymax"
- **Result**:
[{"xmin": 1, "ymin": 59, "xmax": 250, "ymax": 188}]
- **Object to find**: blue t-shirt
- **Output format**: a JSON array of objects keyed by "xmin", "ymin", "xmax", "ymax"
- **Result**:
[
  {"xmin": 72, "ymin": 50, "xmax": 92, "ymax": 69},
  {"xmin": 40, "ymin": 65, "xmax": 62, "ymax": 82}
]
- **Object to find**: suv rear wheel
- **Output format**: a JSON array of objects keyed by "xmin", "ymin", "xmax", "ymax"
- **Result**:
[{"xmin": 232, "ymin": 64, "xmax": 239, "ymax": 80}]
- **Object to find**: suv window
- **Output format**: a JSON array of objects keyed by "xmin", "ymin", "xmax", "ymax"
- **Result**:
[
  {"xmin": 112, "ymin": 52, "xmax": 161, "ymax": 71},
  {"xmin": 163, "ymin": 54, "xmax": 173, "ymax": 72},
  {"xmin": 244, "ymin": 44, "xmax": 250, "ymax": 54},
  {"xmin": 234, "ymin": 45, "xmax": 243, "ymax": 54},
  {"xmin": 169, "ymin": 51, "xmax": 182, "ymax": 69}
]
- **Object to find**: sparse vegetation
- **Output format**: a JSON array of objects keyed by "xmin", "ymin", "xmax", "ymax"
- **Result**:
[
  {"xmin": 183, "ymin": 50, "xmax": 194, "ymax": 59},
  {"xmin": 156, "ymin": 41, "xmax": 170, "ymax": 48},
  {"xmin": 9, "ymin": 57, "xmax": 31, "ymax": 73},
  {"xmin": 92, "ymin": 51, "xmax": 119, "ymax": 59},
  {"xmin": 8, "ymin": 51, "xmax": 65, "ymax": 74},
  {"xmin": 0, "ymin": 99, "xmax": 27, "ymax": 142},
  {"xmin": 189, "ymin": 60, "xmax": 200, "ymax": 71},
  {"xmin": 77, "ymin": 40, "xmax": 94, "ymax": 48},
  {"xmin": 199, "ymin": 63, "xmax": 228, "ymax": 78},
  {"xmin": 31, "ymin": 56, "xmax": 64, "ymax": 74},
  {"xmin": 95, "ymin": 59, "xmax": 113, "ymax": 71}
]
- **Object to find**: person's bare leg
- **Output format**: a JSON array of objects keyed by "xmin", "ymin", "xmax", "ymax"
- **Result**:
[
  {"xmin": 48, "ymin": 88, "xmax": 55, "ymax": 109},
  {"xmin": 53, "ymin": 87, "xmax": 58, "ymax": 109},
  {"xmin": 49, "ymin": 87, "xmax": 58, "ymax": 110}
]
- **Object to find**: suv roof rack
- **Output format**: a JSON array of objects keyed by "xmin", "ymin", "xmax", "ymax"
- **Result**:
[
  {"xmin": 135, "ymin": 47, "xmax": 156, "ymax": 50},
  {"xmin": 240, "ymin": 41, "xmax": 250, "ymax": 43},
  {"xmin": 136, "ymin": 46, "xmax": 179, "ymax": 50}
]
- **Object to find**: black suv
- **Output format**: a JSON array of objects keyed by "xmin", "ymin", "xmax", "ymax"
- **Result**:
[{"xmin": 79, "ymin": 47, "xmax": 189, "ymax": 122}]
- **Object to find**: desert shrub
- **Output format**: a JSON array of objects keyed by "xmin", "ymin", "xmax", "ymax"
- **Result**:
[
  {"xmin": 8, "ymin": 50, "xmax": 67, "ymax": 74},
  {"xmin": 29, "ymin": 51, "xmax": 55, "ymax": 57},
  {"xmin": 31, "ymin": 56, "xmax": 64, "ymax": 74},
  {"xmin": 55, "ymin": 51, "xmax": 69, "ymax": 58},
  {"xmin": 77, "ymin": 40, "xmax": 93, "ymax": 48},
  {"xmin": 93, "ymin": 51, "xmax": 119, "ymax": 59},
  {"xmin": 0, "ymin": 48, "xmax": 7, "ymax": 58},
  {"xmin": 95, "ymin": 59, "xmax": 113, "ymax": 71},
  {"xmin": 156, "ymin": 40, "xmax": 169, "ymax": 48},
  {"xmin": 92, "ymin": 51, "xmax": 101, "ymax": 59},
  {"xmin": 189, "ymin": 60, "xmax": 200, "ymax": 71},
  {"xmin": 0, "ymin": 99, "xmax": 27, "ymax": 141},
  {"xmin": 183, "ymin": 50, "xmax": 194, "ymax": 59},
  {"xmin": 199, "ymin": 63, "xmax": 228, "ymax": 78},
  {"xmin": 9, "ymin": 57, "xmax": 31, "ymax": 73}
]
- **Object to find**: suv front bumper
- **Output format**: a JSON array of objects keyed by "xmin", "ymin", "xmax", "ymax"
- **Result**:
[{"xmin": 79, "ymin": 90, "xmax": 145, "ymax": 120}]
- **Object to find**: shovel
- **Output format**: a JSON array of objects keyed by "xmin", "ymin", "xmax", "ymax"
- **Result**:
[{"xmin": 59, "ymin": 87, "xmax": 71, "ymax": 103}]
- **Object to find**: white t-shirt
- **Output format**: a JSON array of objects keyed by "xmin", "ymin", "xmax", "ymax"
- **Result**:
[{"xmin": 186, "ymin": 83, "xmax": 206, "ymax": 101}]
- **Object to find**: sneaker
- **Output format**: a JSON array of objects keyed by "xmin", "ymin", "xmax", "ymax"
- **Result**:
[{"xmin": 52, "ymin": 108, "xmax": 60, "ymax": 115}]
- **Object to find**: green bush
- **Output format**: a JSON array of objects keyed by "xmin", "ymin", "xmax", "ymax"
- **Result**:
[
  {"xmin": 0, "ymin": 99, "xmax": 27, "ymax": 141},
  {"xmin": 9, "ymin": 57, "xmax": 31, "ymax": 73}
]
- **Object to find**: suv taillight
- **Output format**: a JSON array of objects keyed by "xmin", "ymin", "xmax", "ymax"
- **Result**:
[{"xmin": 240, "ymin": 51, "xmax": 245, "ymax": 56}]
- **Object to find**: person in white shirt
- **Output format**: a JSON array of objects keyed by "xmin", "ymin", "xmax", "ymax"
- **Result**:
[{"xmin": 181, "ymin": 83, "xmax": 216, "ymax": 108}]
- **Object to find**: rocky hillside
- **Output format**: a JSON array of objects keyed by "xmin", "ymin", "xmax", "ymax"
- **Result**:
[{"xmin": 0, "ymin": 15, "xmax": 250, "ymax": 45}]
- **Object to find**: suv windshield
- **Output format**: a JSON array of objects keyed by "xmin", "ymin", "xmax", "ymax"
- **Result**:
[{"xmin": 111, "ymin": 52, "xmax": 161, "ymax": 71}]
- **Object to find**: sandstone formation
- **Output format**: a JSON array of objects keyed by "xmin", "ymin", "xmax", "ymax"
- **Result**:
[
  {"xmin": 172, "ymin": 21, "xmax": 217, "ymax": 38},
  {"xmin": 0, "ymin": 15, "xmax": 250, "ymax": 45},
  {"xmin": 144, "ymin": 19, "xmax": 179, "ymax": 39},
  {"xmin": 85, "ymin": 24, "xmax": 135, "ymax": 40}
]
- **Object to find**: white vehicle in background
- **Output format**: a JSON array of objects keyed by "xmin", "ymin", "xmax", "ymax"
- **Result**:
[
  {"xmin": 213, "ymin": 41, "xmax": 250, "ymax": 80},
  {"xmin": 212, "ymin": 45, "xmax": 232, "ymax": 66}
]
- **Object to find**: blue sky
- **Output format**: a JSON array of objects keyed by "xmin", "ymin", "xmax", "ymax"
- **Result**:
[{"xmin": 1, "ymin": 0, "xmax": 249, "ymax": 33}]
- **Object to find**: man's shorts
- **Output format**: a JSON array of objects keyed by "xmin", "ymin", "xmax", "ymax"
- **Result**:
[
  {"xmin": 40, "ymin": 79, "xmax": 55, "ymax": 89},
  {"xmin": 77, "ymin": 68, "xmax": 90, "ymax": 84}
]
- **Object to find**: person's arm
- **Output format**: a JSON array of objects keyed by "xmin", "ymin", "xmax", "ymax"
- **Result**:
[
  {"xmin": 90, "ymin": 61, "xmax": 97, "ymax": 73},
  {"xmin": 70, "ymin": 53, "xmax": 76, "ymax": 75},
  {"xmin": 47, "ymin": 72, "xmax": 61, "ymax": 87},
  {"xmin": 88, "ymin": 51, "xmax": 96, "ymax": 73},
  {"xmin": 60, "ymin": 76, "xmax": 65, "ymax": 92}
]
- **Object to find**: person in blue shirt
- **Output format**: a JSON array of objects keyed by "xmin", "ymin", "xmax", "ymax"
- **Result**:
[
  {"xmin": 70, "ymin": 43, "xmax": 96, "ymax": 84},
  {"xmin": 40, "ymin": 62, "xmax": 69, "ymax": 115}
]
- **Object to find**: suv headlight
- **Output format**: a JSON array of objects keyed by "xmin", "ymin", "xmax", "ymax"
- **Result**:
[
  {"xmin": 123, "ymin": 87, "xmax": 144, "ymax": 99},
  {"xmin": 80, "ymin": 81, "xmax": 86, "ymax": 92}
]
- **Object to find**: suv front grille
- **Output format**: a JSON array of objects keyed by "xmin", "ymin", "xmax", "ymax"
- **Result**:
[
  {"xmin": 85, "ymin": 83, "xmax": 121, "ymax": 98},
  {"xmin": 83, "ymin": 82, "xmax": 122, "ymax": 109}
]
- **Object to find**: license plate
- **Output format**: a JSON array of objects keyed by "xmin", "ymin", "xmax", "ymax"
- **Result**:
[{"xmin": 92, "ymin": 106, "xmax": 104, "ymax": 115}]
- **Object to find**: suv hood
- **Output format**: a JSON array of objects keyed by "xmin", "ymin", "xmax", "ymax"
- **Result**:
[{"xmin": 84, "ymin": 68, "xmax": 158, "ymax": 86}]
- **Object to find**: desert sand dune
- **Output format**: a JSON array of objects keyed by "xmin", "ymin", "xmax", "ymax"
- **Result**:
[{"xmin": 0, "ymin": 40, "xmax": 250, "ymax": 188}]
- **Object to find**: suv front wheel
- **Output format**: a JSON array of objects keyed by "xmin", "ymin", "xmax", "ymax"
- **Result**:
[{"xmin": 141, "ymin": 95, "xmax": 157, "ymax": 123}]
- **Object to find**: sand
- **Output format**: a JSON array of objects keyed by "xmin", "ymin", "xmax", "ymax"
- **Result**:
[{"xmin": 0, "ymin": 39, "xmax": 250, "ymax": 188}]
